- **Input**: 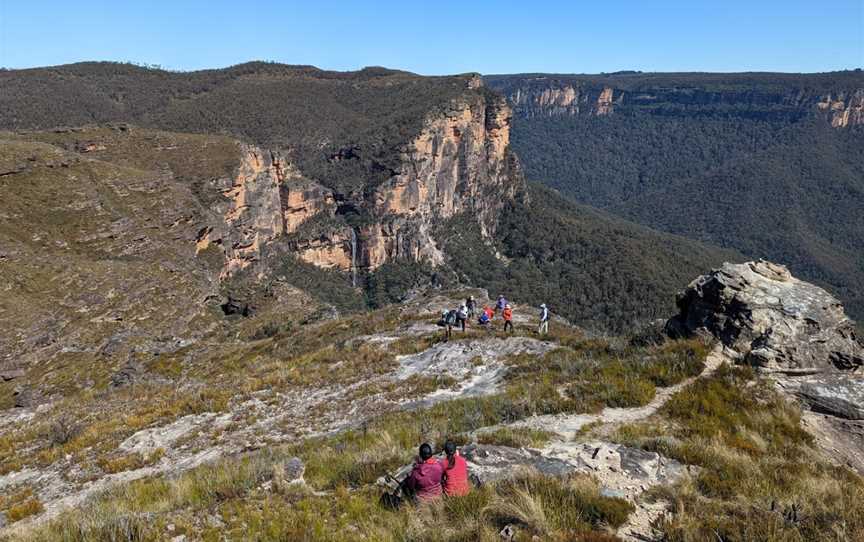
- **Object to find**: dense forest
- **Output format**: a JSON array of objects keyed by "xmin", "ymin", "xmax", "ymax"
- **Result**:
[
  {"xmin": 437, "ymin": 184, "xmax": 737, "ymax": 332},
  {"xmin": 487, "ymin": 72, "xmax": 864, "ymax": 318}
]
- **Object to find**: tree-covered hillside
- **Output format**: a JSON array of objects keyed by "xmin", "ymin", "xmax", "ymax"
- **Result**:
[
  {"xmin": 0, "ymin": 62, "xmax": 474, "ymax": 194},
  {"xmin": 438, "ymin": 184, "xmax": 738, "ymax": 332},
  {"xmin": 486, "ymin": 72, "xmax": 864, "ymax": 318}
]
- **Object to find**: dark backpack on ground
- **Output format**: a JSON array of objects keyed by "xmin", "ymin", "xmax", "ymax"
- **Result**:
[{"xmin": 379, "ymin": 491, "xmax": 403, "ymax": 510}]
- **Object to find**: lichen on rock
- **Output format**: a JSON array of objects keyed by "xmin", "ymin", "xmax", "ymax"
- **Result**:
[{"xmin": 666, "ymin": 259, "xmax": 864, "ymax": 372}]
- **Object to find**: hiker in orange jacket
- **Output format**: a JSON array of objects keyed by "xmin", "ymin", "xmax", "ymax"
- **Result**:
[{"xmin": 502, "ymin": 304, "xmax": 513, "ymax": 333}]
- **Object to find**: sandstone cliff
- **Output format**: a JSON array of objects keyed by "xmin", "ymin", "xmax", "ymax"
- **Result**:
[
  {"xmin": 198, "ymin": 87, "xmax": 523, "ymax": 279},
  {"xmin": 489, "ymin": 74, "xmax": 864, "ymax": 126}
]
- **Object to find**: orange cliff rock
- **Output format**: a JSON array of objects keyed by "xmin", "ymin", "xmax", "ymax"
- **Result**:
[
  {"xmin": 595, "ymin": 87, "xmax": 616, "ymax": 115},
  {"xmin": 818, "ymin": 90, "xmax": 864, "ymax": 127},
  {"xmin": 199, "ymin": 88, "xmax": 523, "ymax": 280}
]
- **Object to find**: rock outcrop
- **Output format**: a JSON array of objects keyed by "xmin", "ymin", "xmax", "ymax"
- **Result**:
[
  {"xmin": 797, "ymin": 374, "xmax": 864, "ymax": 420},
  {"xmin": 668, "ymin": 260, "xmax": 864, "ymax": 472},
  {"xmin": 817, "ymin": 89, "xmax": 864, "ymax": 127},
  {"xmin": 666, "ymin": 260, "xmax": 864, "ymax": 372},
  {"xmin": 200, "ymin": 88, "xmax": 522, "ymax": 279},
  {"xmin": 490, "ymin": 76, "xmax": 864, "ymax": 127}
]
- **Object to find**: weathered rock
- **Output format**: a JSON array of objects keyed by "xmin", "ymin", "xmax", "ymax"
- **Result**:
[
  {"xmin": 394, "ymin": 337, "xmax": 556, "ymax": 402},
  {"xmin": 118, "ymin": 413, "xmax": 230, "ymax": 455},
  {"xmin": 797, "ymin": 374, "xmax": 864, "ymax": 420},
  {"xmin": 0, "ymin": 369, "xmax": 24, "ymax": 382},
  {"xmin": 220, "ymin": 297, "xmax": 252, "ymax": 317},
  {"xmin": 110, "ymin": 359, "xmax": 144, "ymax": 388},
  {"xmin": 284, "ymin": 457, "xmax": 305, "ymax": 480},
  {"xmin": 666, "ymin": 260, "xmax": 864, "ymax": 372},
  {"xmin": 13, "ymin": 385, "xmax": 41, "ymax": 408}
]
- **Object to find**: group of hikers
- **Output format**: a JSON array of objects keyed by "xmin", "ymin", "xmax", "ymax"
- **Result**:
[
  {"xmin": 383, "ymin": 298, "xmax": 554, "ymax": 506},
  {"xmin": 395, "ymin": 441, "xmax": 473, "ymax": 504},
  {"xmin": 439, "ymin": 294, "xmax": 550, "ymax": 339}
]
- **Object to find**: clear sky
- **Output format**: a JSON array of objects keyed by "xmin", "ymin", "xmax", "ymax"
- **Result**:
[{"xmin": 1, "ymin": 0, "xmax": 861, "ymax": 74}]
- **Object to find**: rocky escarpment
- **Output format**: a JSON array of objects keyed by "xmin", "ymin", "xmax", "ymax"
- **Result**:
[
  {"xmin": 509, "ymin": 84, "xmax": 621, "ymax": 116},
  {"xmin": 487, "ymin": 73, "xmax": 864, "ymax": 126},
  {"xmin": 666, "ymin": 260, "xmax": 864, "ymax": 472},
  {"xmin": 666, "ymin": 260, "xmax": 864, "ymax": 372},
  {"xmin": 199, "ymin": 87, "xmax": 522, "ymax": 278}
]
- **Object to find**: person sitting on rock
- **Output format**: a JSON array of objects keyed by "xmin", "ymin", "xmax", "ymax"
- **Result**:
[
  {"xmin": 401, "ymin": 443, "xmax": 444, "ymax": 502},
  {"xmin": 502, "ymin": 304, "xmax": 514, "ymax": 333},
  {"xmin": 440, "ymin": 441, "xmax": 471, "ymax": 497}
]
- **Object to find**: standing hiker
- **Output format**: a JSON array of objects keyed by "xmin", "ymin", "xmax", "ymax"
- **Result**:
[
  {"xmin": 495, "ymin": 295, "xmax": 508, "ymax": 315},
  {"xmin": 440, "ymin": 309, "xmax": 457, "ymax": 341},
  {"xmin": 456, "ymin": 304, "xmax": 469, "ymax": 332},
  {"xmin": 502, "ymin": 304, "xmax": 514, "ymax": 333},
  {"xmin": 466, "ymin": 295, "xmax": 476, "ymax": 319},
  {"xmin": 538, "ymin": 303, "xmax": 550, "ymax": 335}
]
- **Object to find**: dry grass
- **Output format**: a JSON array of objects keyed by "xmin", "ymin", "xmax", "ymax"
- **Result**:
[
  {"xmin": 476, "ymin": 427, "xmax": 554, "ymax": 449},
  {"xmin": 613, "ymin": 364, "xmax": 864, "ymax": 541},
  {"xmin": 9, "ymin": 455, "xmax": 629, "ymax": 542}
]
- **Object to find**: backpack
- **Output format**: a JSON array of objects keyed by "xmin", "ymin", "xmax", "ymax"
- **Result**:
[{"xmin": 444, "ymin": 310, "xmax": 457, "ymax": 325}]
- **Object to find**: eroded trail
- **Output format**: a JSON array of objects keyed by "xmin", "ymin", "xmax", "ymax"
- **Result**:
[
  {"xmin": 466, "ymin": 344, "xmax": 730, "ymax": 541},
  {"xmin": 509, "ymin": 344, "xmax": 729, "ymax": 439}
]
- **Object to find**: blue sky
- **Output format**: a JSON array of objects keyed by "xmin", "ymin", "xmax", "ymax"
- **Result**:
[{"xmin": 1, "ymin": 1, "xmax": 861, "ymax": 74}]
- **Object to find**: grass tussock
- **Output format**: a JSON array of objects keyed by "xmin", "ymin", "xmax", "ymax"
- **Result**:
[
  {"xmin": 0, "ymin": 487, "xmax": 44, "ymax": 524},
  {"xmin": 613, "ymin": 364, "xmax": 864, "ymax": 541},
  {"xmin": 508, "ymin": 337, "xmax": 708, "ymax": 413},
  {"xmin": 476, "ymin": 427, "xmax": 554, "ymax": 449},
  {"xmin": 11, "ymin": 453, "xmax": 629, "ymax": 542}
]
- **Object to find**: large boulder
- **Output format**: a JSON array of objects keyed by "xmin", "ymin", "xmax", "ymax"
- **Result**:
[
  {"xmin": 666, "ymin": 260, "xmax": 864, "ymax": 372},
  {"xmin": 797, "ymin": 374, "xmax": 864, "ymax": 420}
]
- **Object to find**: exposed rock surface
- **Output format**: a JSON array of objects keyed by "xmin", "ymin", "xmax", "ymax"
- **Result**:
[
  {"xmin": 197, "ymin": 89, "xmax": 523, "ymax": 278},
  {"xmin": 489, "ymin": 75, "xmax": 864, "ymax": 127},
  {"xmin": 797, "ymin": 374, "xmax": 864, "ymax": 420},
  {"xmin": 666, "ymin": 260, "xmax": 864, "ymax": 372},
  {"xmin": 395, "ymin": 337, "xmax": 556, "ymax": 402},
  {"xmin": 668, "ymin": 260, "xmax": 864, "ymax": 473}
]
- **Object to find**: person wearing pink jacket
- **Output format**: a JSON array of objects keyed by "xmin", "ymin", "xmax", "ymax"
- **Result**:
[{"xmin": 402, "ymin": 443, "xmax": 444, "ymax": 502}]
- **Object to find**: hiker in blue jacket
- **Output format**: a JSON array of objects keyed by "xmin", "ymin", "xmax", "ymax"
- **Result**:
[{"xmin": 495, "ymin": 295, "xmax": 507, "ymax": 315}]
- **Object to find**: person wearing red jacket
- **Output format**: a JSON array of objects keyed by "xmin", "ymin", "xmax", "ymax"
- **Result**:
[
  {"xmin": 402, "ymin": 443, "xmax": 444, "ymax": 502},
  {"xmin": 440, "ymin": 441, "xmax": 471, "ymax": 496}
]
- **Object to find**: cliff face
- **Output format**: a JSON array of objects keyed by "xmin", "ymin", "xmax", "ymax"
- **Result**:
[
  {"xmin": 201, "ymin": 88, "xmax": 522, "ymax": 278},
  {"xmin": 817, "ymin": 89, "xmax": 864, "ymax": 127},
  {"xmin": 510, "ymin": 84, "xmax": 621, "ymax": 117},
  {"xmin": 490, "ymin": 75, "xmax": 864, "ymax": 126}
]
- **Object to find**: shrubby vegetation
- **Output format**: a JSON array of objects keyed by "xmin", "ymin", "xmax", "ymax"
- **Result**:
[{"xmin": 0, "ymin": 61, "xmax": 473, "ymax": 194}]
